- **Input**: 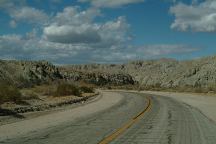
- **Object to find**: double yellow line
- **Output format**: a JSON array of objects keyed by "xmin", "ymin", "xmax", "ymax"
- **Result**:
[{"xmin": 99, "ymin": 96, "xmax": 152, "ymax": 144}]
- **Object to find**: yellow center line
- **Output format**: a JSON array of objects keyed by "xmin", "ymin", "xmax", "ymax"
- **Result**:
[{"xmin": 99, "ymin": 96, "xmax": 152, "ymax": 144}]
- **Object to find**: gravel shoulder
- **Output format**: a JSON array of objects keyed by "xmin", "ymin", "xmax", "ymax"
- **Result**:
[
  {"xmin": 0, "ymin": 91, "xmax": 123, "ymax": 141},
  {"xmin": 141, "ymin": 91, "xmax": 216, "ymax": 123}
]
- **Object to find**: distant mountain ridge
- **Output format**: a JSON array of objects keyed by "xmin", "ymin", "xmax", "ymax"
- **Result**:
[
  {"xmin": 1, "ymin": 56, "xmax": 216, "ymax": 91},
  {"xmin": 60, "ymin": 56, "xmax": 216, "ymax": 90}
]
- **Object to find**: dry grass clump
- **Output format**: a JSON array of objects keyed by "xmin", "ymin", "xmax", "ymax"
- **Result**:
[
  {"xmin": 54, "ymin": 83, "xmax": 81, "ymax": 97},
  {"xmin": 30, "ymin": 84, "xmax": 57, "ymax": 96},
  {"xmin": 0, "ymin": 84, "xmax": 22, "ymax": 104},
  {"xmin": 23, "ymin": 81, "xmax": 96, "ymax": 98},
  {"xmin": 21, "ymin": 90, "xmax": 39, "ymax": 100}
]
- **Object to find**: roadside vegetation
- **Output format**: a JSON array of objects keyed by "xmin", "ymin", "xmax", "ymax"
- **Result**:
[
  {"xmin": 53, "ymin": 83, "xmax": 94, "ymax": 97},
  {"xmin": 0, "ymin": 84, "xmax": 22, "ymax": 104},
  {"xmin": 0, "ymin": 81, "xmax": 95, "ymax": 105},
  {"xmin": 80, "ymin": 86, "xmax": 94, "ymax": 93},
  {"xmin": 54, "ymin": 83, "xmax": 81, "ymax": 97}
]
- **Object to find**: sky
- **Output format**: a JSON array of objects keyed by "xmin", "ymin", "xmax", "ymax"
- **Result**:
[{"xmin": 0, "ymin": 0, "xmax": 215, "ymax": 64}]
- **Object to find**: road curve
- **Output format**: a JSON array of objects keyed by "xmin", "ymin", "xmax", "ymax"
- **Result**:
[
  {"xmin": 111, "ymin": 93, "xmax": 216, "ymax": 144},
  {"xmin": 1, "ymin": 92, "xmax": 216, "ymax": 144}
]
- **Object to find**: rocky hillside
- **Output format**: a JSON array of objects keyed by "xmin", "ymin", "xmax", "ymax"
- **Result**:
[
  {"xmin": 60, "ymin": 67, "xmax": 136, "ymax": 86},
  {"xmin": 1, "ymin": 55, "xmax": 216, "ymax": 90},
  {"xmin": 0, "ymin": 60, "xmax": 63, "ymax": 87},
  {"xmin": 0, "ymin": 60, "xmax": 135, "ymax": 88},
  {"xmin": 60, "ymin": 56, "xmax": 216, "ymax": 90}
]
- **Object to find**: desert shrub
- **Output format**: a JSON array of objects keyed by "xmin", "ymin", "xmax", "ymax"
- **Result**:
[
  {"xmin": 80, "ymin": 86, "xmax": 94, "ymax": 93},
  {"xmin": 107, "ymin": 86, "xmax": 112, "ymax": 90},
  {"xmin": 31, "ymin": 84, "xmax": 56, "ymax": 96},
  {"xmin": 54, "ymin": 83, "xmax": 81, "ymax": 97},
  {"xmin": 0, "ymin": 84, "xmax": 22, "ymax": 104},
  {"xmin": 206, "ymin": 83, "xmax": 216, "ymax": 92},
  {"xmin": 21, "ymin": 90, "xmax": 39, "ymax": 100}
]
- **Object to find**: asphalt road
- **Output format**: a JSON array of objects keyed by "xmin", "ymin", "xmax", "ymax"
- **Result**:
[{"xmin": 2, "ymin": 92, "xmax": 216, "ymax": 144}]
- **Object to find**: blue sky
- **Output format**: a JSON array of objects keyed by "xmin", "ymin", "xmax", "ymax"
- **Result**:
[{"xmin": 0, "ymin": 0, "xmax": 215, "ymax": 64}]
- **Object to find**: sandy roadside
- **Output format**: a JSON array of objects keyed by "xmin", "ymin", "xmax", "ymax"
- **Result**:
[
  {"xmin": 142, "ymin": 91, "xmax": 216, "ymax": 123},
  {"xmin": 0, "ymin": 92, "xmax": 123, "ymax": 141},
  {"xmin": 0, "ymin": 93, "xmax": 99, "ymax": 126}
]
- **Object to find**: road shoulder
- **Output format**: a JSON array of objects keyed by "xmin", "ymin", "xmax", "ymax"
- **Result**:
[
  {"xmin": 0, "ymin": 91, "xmax": 124, "ymax": 141},
  {"xmin": 141, "ymin": 91, "xmax": 216, "ymax": 123}
]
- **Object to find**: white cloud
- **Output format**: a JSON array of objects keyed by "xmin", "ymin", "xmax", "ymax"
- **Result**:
[
  {"xmin": 0, "ymin": 34, "xmax": 198, "ymax": 63},
  {"xmin": 79, "ymin": 0, "xmax": 145, "ymax": 8},
  {"xmin": 43, "ymin": 6, "xmax": 130, "ymax": 47},
  {"xmin": 0, "ymin": 34, "xmax": 81, "ymax": 62},
  {"xmin": 44, "ymin": 24, "xmax": 101, "ymax": 44},
  {"xmin": 0, "ymin": 3, "xmax": 199, "ymax": 64},
  {"xmin": 54, "ymin": 7, "xmax": 100, "ymax": 25},
  {"xmin": 170, "ymin": 0, "xmax": 216, "ymax": 32},
  {"xmin": 9, "ymin": 6, "xmax": 49, "ymax": 25}
]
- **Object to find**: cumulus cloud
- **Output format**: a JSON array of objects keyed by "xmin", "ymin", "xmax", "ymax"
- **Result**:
[
  {"xmin": 170, "ymin": 0, "xmax": 216, "ymax": 32},
  {"xmin": 54, "ymin": 7, "xmax": 100, "ymax": 25},
  {"xmin": 0, "ymin": 34, "xmax": 81, "ymax": 62},
  {"xmin": 44, "ymin": 24, "xmax": 101, "ymax": 44},
  {"xmin": 0, "ymin": 33, "xmax": 198, "ymax": 63},
  {"xmin": 79, "ymin": 0, "xmax": 145, "ymax": 8},
  {"xmin": 0, "ymin": 1, "xmax": 48, "ymax": 25},
  {"xmin": 0, "ymin": 3, "xmax": 199, "ymax": 64},
  {"xmin": 43, "ymin": 6, "xmax": 130, "ymax": 47},
  {"xmin": 9, "ymin": 6, "xmax": 49, "ymax": 25}
]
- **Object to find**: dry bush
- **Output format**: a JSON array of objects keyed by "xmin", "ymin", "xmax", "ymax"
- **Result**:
[
  {"xmin": 21, "ymin": 90, "xmax": 39, "ymax": 100},
  {"xmin": 54, "ymin": 83, "xmax": 81, "ymax": 97},
  {"xmin": 31, "ymin": 84, "xmax": 57, "ymax": 96},
  {"xmin": 80, "ymin": 86, "xmax": 94, "ymax": 93},
  {"xmin": 0, "ymin": 84, "xmax": 22, "ymax": 104}
]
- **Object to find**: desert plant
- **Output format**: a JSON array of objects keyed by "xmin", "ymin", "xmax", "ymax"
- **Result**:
[
  {"xmin": 80, "ymin": 86, "xmax": 94, "ymax": 93},
  {"xmin": 31, "ymin": 84, "xmax": 56, "ymax": 96},
  {"xmin": 0, "ymin": 84, "xmax": 22, "ymax": 104},
  {"xmin": 54, "ymin": 83, "xmax": 81, "ymax": 97},
  {"xmin": 21, "ymin": 90, "xmax": 39, "ymax": 100}
]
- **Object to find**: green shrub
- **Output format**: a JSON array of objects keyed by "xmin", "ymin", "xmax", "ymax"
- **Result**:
[
  {"xmin": 80, "ymin": 86, "xmax": 94, "ymax": 93},
  {"xmin": 0, "ymin": 84, "xmax": 22, "ymax": 104},
  {"xmin": 54, "ymin": 83, "xmax": 81, "ymax": 97}
]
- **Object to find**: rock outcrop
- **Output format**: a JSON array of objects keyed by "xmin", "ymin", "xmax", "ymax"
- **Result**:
[
  {"xmin": 60, "ymin": 67, "xmax": 136, "ymax": 86},
  {"xmin": 0, "ymin": 60, "xmax": 136, "ymax": 87},
  {"xmin": 0, "ymin": 60, "xmax": 63, "ymax": 87},
  {"xmin": 60, "ymin": 56, "xmax": 216, "ymax": 89}
]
